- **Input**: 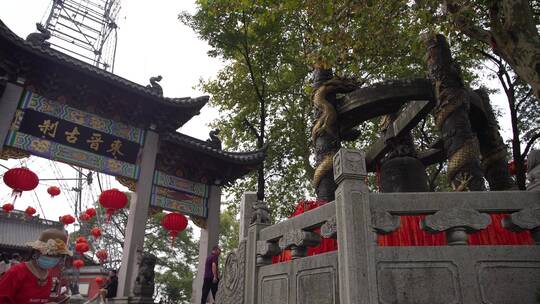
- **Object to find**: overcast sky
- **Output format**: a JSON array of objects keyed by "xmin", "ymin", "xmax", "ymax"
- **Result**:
[{"xmin": 0, "ymin": 0, "xmax": 222, "ymax": 228}]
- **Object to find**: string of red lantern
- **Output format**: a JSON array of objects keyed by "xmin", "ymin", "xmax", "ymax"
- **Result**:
[
  {"xmin": 161, "ymin": 212, "xmax": 188, "ymax": 246},
  {"xmin": 85, "ymin": 208, "xmax": 97, "ymax": 218},
  {"xmin": 25, "ymin": 206, "xmax": 36, "ymax": 217},
  {"xmin": 90, "ymin": 227, "xmax": 101, "ymax": 240},
  {"xmin": 73, "ymin": 259, "xmax": 84, "ymax": 269},
  {"xmin": 99, "ymin": 189, "xmax": 128, "ymax": 222},
  {"xmin": 95, "ymin": 276, "xmax": 105, "ymax": 286},
  {"xmin": 96, "ymin": 249, "xmax": 108, "ymax": 263},
  {"xmin": 47, "ymin": 186, "xmax": 61, "ymax": 198},
  {"xmin": 3, "ymin": 167, "xmax": 39, "ymax": 207},
  {"xmin": 2, "ymin": 203, "xmax": 14, "ymax": 213},
  {"xmin": 60, "ymin": 214, "xmax": 75, "ymax": 226}
]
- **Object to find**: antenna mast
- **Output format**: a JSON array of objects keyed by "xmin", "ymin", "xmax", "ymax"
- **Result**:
[{"xmin": 42, "ymin": 0, "xmax": 121, "ymax": 72}]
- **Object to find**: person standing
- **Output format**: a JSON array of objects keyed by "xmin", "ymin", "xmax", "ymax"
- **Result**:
[
  {"xmin": 200, "ymin": 245, "xmax": 221, "ymax": 304},
  {"xmin": 103, "ymin": 269, "xmax": 118, "ymax": 299},
  {"xmin": 0, "ymin": 228, "xmax": 72, "ymax": 304}
]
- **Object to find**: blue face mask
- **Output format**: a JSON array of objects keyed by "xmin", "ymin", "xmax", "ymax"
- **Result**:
[{"xmin": 36, "ymin": 255, "xmax": 60, "ymax": 269}]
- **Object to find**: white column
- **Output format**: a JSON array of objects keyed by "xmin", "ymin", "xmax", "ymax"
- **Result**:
[
  {"xmin": 0, "ymin": 83, "xmax": 23, "ymax": 153},
  {"xmin": 191, "ymin": 185, "xmax": 221, "ymax": 304},
  {"xmin": 116, "ymin": 129, "xmax": 159, "ymax": 297}
]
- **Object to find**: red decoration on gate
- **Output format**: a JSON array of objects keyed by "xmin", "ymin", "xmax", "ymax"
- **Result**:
[
  {"xmin": 60, "ymin": 214, "xmax": 75, "ymax": 226},
  {"xmin": 161, "ymin": 212, "xmax": 188, "ymax": 244},
  {"xmin": 25, "ymin": 206, "xmax": 36, "ymax": 216},
  {"xmin": 91, "ymin": 227, "xmax": 102, "ymax": 240},
  {"xmin": 75, "ymin": 242, "xmax": 90, "ymax": 254},
  {"xmin": 96, "ymin": 249, "xmax": 108, "ymax": 261},
  {"xmin": 95, "ymin": 276, "xmax": 105, "ymax": 285},
  {"xmin": 73, "ymin": 259, "xmax": 84, "ymax": 269},
  {"xmin": 99, "ymin": 189, "xmax": 128, "ymax": 221},
  {"xmin": 47, "ymin": 186, "xmax": 61, "ymax": 197},
  {"xmin": 96, "ymin": 249, "xmax": 108, "ymax": 262},
  {"xmin": 85, "ymin": 208, "xmax": 97, "ymax": 218},
  {"xmin": 2, "ymin": 203, "xmax": 14, "ymax": 213}
]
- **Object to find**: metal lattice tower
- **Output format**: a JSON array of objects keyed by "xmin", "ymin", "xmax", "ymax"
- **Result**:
[{"xmin": 41, "ymin": 0, "xmax": 121, "ymax": 71}]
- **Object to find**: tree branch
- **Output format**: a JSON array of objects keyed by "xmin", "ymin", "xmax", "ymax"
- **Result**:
[
  {"xmin": 522, "ymin": 132, "xmax": 540, "ymax": 158},
  {"xmin": 243, "ymin": 118, "xmax": 261, "ymax": 140}
]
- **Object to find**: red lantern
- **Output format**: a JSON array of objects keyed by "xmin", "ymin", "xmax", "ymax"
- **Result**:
[
  {"xmin": 73, "ymin": 259, "xmax": 84, "ymax": 269},
  {"xmin": 25, "ymin": 206, "xmax": 36, "ymax": 216},
  {"xmin": 90, "ymin": 227, "xmax": 102, "ymax": 240},
  {"xmin": 99, "ymin": 189, "xmax": 128, "ymax": 221},
  {"xmin": 508, "ymin": 160, "xmax": 517, "ymax": 175},
  {"xmin": 79, "ymin": 212, "xmax": 91, "ymax": 222},
  {"xmin": 47, "ymin": 186, "xmax": 61, "ymax": 197},
  {"xmin": 161, "ymin": 212, "xmax": 188, "ymax": 244},
  {"xmin": 96, "ymin": 249, "xmax": 108, "ymax": 262},
  {"xmin": 75, "ymin": 242, "xmax": 90, "ymax": 254},
  {"xmin": 2, "ymin": 203, "xmax": 14, "ymax": 213},
  {"xmin": 75, "ymin": 236, "xmax": 88, "ymax": 244},
  {"xmin": 85, "ymin": 208, "xmax": 97, "ymax": 218},
  {"xmin": 95, "ymin": 276, "xmax": 105, "ymax": 285},
  {"xmin": 60, "ymin": 214, "xmax": 75, "ymax": 226},
  {"xmin": 3, "ymin": 167, "xmax": 39, "ymax": 195}
]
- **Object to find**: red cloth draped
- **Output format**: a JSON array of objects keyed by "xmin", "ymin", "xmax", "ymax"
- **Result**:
[
  {"xmin": 272, "ymin": 200, "xmax": 338, "ymax": 264},
  {"xmin": 378, "ymin": 214, "xmax": 534, "ymax": 246}
]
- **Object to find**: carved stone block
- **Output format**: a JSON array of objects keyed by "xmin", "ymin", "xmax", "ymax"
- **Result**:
[
  {"xmin": 333, "ymin": 149, "xmax": 367, "ymax": 184},
  {"xmin": 377, "ymin": 262, "xmax": 461, "ymax": 304},
  {"xmin": 478, "ymin": 261, "xmax": 540, "ymax": 304},
  {"xmin": 256, "ymin": 241, "xmax": 280, "ymax": 266},
  {"xmin": 371, "ymin": 208, "xmax": 400, "ymax": 234},
  {"xmin": 503, "ymin": 207, "xmax": 540, "ymax": 244},
  {"xmin": 320, "ymin": 216, "xmax": 338, "ymax": 239},
  {"xmin": 215, "ymin": 241, "xmax": 246, "ymax": 304},
  {"xmin": 278, "ymin": 230, "xmax": 321, "ymax": 259},
  {"xmin": 423, "ymin": 207, "xmax": 491, "ymax": 245}
]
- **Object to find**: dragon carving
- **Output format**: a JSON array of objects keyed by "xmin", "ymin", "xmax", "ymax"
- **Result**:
[{"xmin": 311, "ymin": 78, "xmax": 356, "ymax": 190}]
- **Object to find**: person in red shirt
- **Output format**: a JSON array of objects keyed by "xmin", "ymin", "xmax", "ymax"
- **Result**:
[{"xmin": 0, "ymin": 228, "xmax": 72, "ymax": 304}]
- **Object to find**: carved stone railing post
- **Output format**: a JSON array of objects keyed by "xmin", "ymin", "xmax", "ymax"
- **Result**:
[
  {"xmin": 244, "ymin": 200, "xmax": 272, "ymax": 304},
  {"xmin": 278, "ymin": 230, "xmax": 321, "ymax": 259},
  {"xmin": 423, "ymin": 207, "xmax": 491, "ymax": 245},
  {"xmin": 503, "ymin": 207, "xmax": 540, "ymax": 244},
  {"xmin": 334, "ymin": 148, "xmax": 378, "ymax": 304},
  {"xmin": 256, "ymin": 241, "xmax": 280, "ymax": 266}
]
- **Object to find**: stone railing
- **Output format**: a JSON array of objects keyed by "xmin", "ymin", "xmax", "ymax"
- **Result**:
[{"xmin": 216, "ymin": 148, "xmax": 540, "ymax": 304}]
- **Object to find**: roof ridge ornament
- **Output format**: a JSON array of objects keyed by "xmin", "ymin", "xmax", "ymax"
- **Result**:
[
  {"xmin": 206, "ymin": 128, "xmax": 222, "ymax": 150},
  {"xmin": 146, "ymin": 75, "xmax": 163, "ymax": 96},
  {"xmin": 25, "ymin": 23, "xmax": 51, "ymax": 48}
]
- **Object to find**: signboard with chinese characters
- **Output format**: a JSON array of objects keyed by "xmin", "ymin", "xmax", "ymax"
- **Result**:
[
  {"xmin": 5, "ymin": 91, "xmax": 144, "ymax": 179},
  {"xmin": 150, "ymin": 170, "xmax": 208, "ymax": 217}
]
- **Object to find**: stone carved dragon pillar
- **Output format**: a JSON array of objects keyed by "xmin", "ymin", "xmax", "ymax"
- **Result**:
[
  {"xmin": 425, "ymin": 34, "xmax": 485, "ymax": 191},
  {"xmin": 472, "ymin": 89, "xmax": 515, "ymax": 190},
  {"xmin": 311, "ymin": 68, "xmax": 356, "ymax": 201}
]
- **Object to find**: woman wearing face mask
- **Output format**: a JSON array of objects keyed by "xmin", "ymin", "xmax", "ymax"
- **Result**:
[{"xmin": 0, "ymin": 228, "xmax": 72, "ymax": 304}]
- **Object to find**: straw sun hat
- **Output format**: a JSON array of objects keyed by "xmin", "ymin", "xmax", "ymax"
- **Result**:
[{"xmin": 26, "ymin": 228, "xmax": 73, "ymax": 256}]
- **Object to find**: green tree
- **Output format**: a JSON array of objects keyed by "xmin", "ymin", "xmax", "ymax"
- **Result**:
[
  {"xmin": 182, "ymin": 0, "xmax": 488, "ymax": 219},
  {"xmin": 417, "ymin": 0, "xmax": 540, "ymax": 100}
]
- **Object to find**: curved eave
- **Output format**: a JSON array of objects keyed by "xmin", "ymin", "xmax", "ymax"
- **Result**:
[
  {"xmin": 161, "ymin": 132, "xmax": 267, "ymax": 166},
  {"xmin": 0, "ymin": 20, "xmax": 208, "ymax": 128}
]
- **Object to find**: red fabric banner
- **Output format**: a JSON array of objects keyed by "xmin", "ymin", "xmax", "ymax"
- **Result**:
[{"xmin": 378, "ymin": 214, "xmax": 534, "ymax": 246}]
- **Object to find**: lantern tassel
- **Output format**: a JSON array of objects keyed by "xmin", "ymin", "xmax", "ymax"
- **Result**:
[{"xmin": 170, "ymin": 230, "xmax": 178, "ymax": 247}]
